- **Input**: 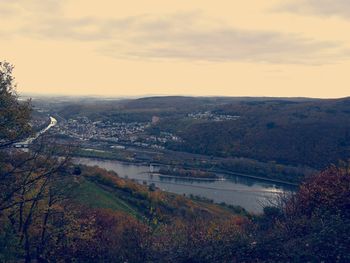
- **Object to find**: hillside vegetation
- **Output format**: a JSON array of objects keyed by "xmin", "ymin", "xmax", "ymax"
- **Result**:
[
  {"xmin": 174, "ymin": 98, "xmax": 350, "ymax": 169},
  {"xmin": 2, "ymin": 151, "xmax": 350, "ymax": 262}
]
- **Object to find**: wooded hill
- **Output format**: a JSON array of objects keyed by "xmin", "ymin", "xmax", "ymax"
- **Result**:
[{"xmin": 172, "ymin": 97, "xmax": 350, "ymax": 169}]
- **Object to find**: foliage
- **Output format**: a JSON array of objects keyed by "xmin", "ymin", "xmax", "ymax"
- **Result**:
[
  {"xmin": 0, "ymin": 62, "xmax": 31, "ymax": 148},
  {"xmin": 252, "ymin": 165, "xmax": 350, "ymax": 262},
  {"xmin": 64, "ymin": 164, "xmax": 350, "ymax": 262},
  {"xmin": 175, "ymin": 99, "xmax": 350, "ymax": 169}
]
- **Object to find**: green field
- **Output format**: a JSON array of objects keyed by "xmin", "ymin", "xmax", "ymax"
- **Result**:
[{"xmin": 72, "ymin": 178, "xmax": 139, "ymax": 217}]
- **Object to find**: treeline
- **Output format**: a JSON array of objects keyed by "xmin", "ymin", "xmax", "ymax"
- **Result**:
[
  {"xmin": 54, "ymin": 96, "xmax": 221, "ymax": 123},
  {"xmin": 158, "ymin": 167, "xmax": 218, "ymax": 179}
]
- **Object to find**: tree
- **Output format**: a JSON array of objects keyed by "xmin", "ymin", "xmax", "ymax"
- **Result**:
[
  {"xmin": 0, "ymin": 61, "xmax": 80, "ymax": 262},
  {"xmin": 253, "ymin": 164, "xmax": 350, "ymax": 262},
  {"xmin": 0, "ymin": 61, "xmax": 31, "ymax": 148}
]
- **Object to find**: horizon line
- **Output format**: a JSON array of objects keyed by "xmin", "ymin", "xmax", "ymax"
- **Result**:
[{"xmin": 19, "ymin": 92, "xmax": 349, "ymax": 100}]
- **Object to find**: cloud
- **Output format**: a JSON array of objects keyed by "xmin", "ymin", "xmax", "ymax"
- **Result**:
[
  {"xmin": 278, "ymin": 0, "xmax": 350, "ymax": 19},
  {"xmin": 0, "ymin": 1, "xmax": 349, "ymax": 65},
  {"xmin": 109, "ymin": 26, "xmax": 342, "ymax": 64},
  {"xmin": 33, "ymin": 14, "xmax": 346, "ymax": 65},
  {"xmin": 0, "ymin": 0, "xmax": 64, "ymax": 15},
  {"xmin": 0, "ymin": 5, "xmax": 16, "ymax": 17}
]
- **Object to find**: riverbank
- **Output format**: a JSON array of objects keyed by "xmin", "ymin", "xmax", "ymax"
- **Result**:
[
  {"xmin": 74, "ymin": 157, "xmax": 295, "ymax": 213},
  {"xmin": 73, "ymin": 147, "xmax": 302, "ymax": 186}
]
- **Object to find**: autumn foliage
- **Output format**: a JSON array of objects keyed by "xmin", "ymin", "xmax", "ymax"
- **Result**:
[
  {"xmin": 292, "ymin": 164, "xmax": 350, "ymax": 217},
  {"xmin": 252, "ymin": 165, "xmax": 350, "ymax": 262}
]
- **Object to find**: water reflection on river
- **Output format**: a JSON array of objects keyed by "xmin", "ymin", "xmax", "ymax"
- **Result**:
[{"xmin": 75, "ymin": 158, "xmax": 295, "ymax": 213}]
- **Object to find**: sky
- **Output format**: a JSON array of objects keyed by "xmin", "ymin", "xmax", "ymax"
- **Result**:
[{"xmin": 1, "ymin": 0, "xmax": 350, "ymax": 98}]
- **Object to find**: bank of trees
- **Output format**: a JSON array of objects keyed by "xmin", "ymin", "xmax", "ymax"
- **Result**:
[{"xmin": 170, "ymin": 99, "xmax": 350, "ymax": 169}]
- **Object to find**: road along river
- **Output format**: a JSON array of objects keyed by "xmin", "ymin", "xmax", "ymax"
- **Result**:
[{"xmin": 15, "ymin": 116, "xmax": 57, "ymax": 147}]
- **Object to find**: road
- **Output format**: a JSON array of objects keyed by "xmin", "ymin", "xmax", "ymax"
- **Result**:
[{"xmin": 15, "ymin": 116, "xmax": 57, "ymax": 147}]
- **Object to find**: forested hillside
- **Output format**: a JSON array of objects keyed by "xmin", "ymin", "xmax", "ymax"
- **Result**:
[{"xmin": 173, "ymin": 98, "xmax": 350, "ymax": 169}]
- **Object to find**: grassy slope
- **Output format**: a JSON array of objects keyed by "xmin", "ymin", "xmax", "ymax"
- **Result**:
[{"xmin": 72, "ymin": 179, "xmax": 139, "ymax": 217}]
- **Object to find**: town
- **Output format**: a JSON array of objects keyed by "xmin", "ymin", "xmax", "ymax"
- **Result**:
[
  {"xmin": 50, "ymin": 115, "xmax": 182, "ymax": 150},
  {"xmin": 45, "ymin": 110, "xmax": 240, "ymax": 151},
  {"xmin": 187, "ymin": 111, "xmax": 240, "ymax": 121}
]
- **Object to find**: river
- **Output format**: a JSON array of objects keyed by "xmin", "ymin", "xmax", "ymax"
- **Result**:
[
  {"xmin": 75, "ymin": 157, "xmax": 295, "ymax": 213},
  {"xmin": 15, "ymin": 116, "xmax": 57, "ymax": 146}
]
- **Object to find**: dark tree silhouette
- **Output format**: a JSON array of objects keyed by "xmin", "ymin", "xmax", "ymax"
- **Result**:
[{"xmin": 0, "ymin": 61, "xmax": 31, "ymax": 149}]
